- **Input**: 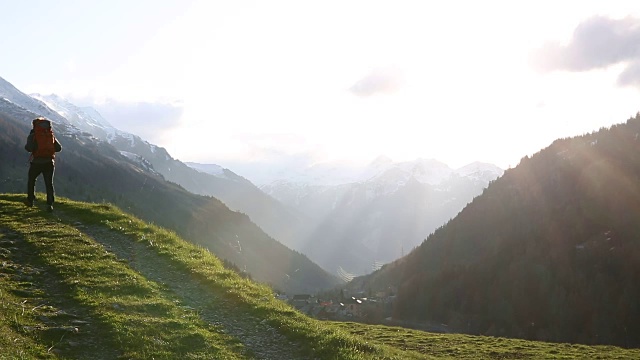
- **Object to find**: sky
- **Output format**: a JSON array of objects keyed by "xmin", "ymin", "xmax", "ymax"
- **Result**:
[{"xmin": 2, "ymin": 0, "xmax": 640, "ymax": 170}]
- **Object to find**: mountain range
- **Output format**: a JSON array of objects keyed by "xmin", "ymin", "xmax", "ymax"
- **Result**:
[
  {"xmin": 242, "ymin": 158, "xmax": 502, "ymax": 276},
  {"xmin": 29, "ymin": 85, "xmax": 503, "ymax": 279},
  {"xmin": 347, "ymin": 114, "xmax": 640, "ymax": 347},
  {"xmin": 1, "ymin": 74, "xmax": 501, "ymax": 291},
  {"xmin": 0, "ymin": 75, "xmax": 338, "ymax": 294}
]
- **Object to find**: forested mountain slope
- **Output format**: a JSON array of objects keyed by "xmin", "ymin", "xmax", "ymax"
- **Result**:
[{"xmin": 349, "ymin": 114, "xmax": 640, "ymax": 347}]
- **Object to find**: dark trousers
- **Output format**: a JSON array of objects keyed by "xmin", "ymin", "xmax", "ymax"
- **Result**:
[{"xmin": 27, "ymin": 162, "xmax": 55, "ymax": 205}]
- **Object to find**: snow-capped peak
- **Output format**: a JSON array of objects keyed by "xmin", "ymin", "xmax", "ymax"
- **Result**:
[
  {"xmin": 0, "ymin": 76, "xmax": 68, "ymax": 125},
  {"xmin": 30, "ymin": 93, "xmax": 115, "ymax": 137},
  {"xmin": 185, "ymin": 162, "xmax": 225, "ymax": 176},
  {"xmin": 454, "ymin": 161, "xmax": 504, "ymax": 180}
]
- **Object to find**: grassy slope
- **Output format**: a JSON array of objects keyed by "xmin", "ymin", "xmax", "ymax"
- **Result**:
[
  {"xmin": 0, "ymin": 195, "xmax": 244, "ymax": 359},
  {"xmin": 1, "ymin": 193, "xmax": 638, "ymax": 359},
  {"xmin": 333, "ymin": 322, "xmax": 640, "ymax": 359}
]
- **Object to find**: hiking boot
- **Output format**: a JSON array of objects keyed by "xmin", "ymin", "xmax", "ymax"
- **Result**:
[
  {"xmin": 46, "ymin": 205, "xmax": 53, "ymax": 212},
  {"xmin": 24, "ymin": 199, "xmax": 33, "ymax": 207}
]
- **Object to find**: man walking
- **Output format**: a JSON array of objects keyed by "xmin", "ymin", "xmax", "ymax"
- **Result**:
[{"xmin": 24, "ymin": 117, "xmax": 62, "ymax": 212}]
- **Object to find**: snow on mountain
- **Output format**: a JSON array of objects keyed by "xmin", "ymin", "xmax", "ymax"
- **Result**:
[
  {"xmin": 236, "ymin": 156, "xmax": 456, "ymax": 190},
  {"xmin": 0, "ymin": 76, "xmax": 68, "ymax": 125},
  {"xmin": 78, "ymin": 106, "xmax": 111, "ymax": 126},
  {"xmin": 31, "ymin": 93, "xmax": 112, "ymax": 129},
  {"xmin": 30, "ymin": 93, "xmax": 313, "ymax": 257},
  {"xmin": 30, "ymin": 93, "xmax": 122, "ymax": 141},
  {"xmin": 260, "ymin": 156, "xmax": 505, "ymax": 276},
  {"xmin": 355, "ymin": 155, "xmax": 394, "ymax": 181},
  {"xmin": 261, "ymin": 157, "xmax": 501, "ymax": 201},
  {"xmin": 29, "ymin": 93, "xmax": 156, "ymax": 150},
  {"xmin": 454, "ymin": 161, "xmax": 504, "ymax": 182},
  {"xmin": 184, "ymin": 162, "xmax": 225, "ymax": 177},
  {"xmin": 118, "ymin": 150, "xmax": 159, "ymax": 175},
  {"xmin": 288, "ymin": 157, "xmax": 454, "ymax": 187},
  {"xmin": 22, "ymin": 92, "xmax": 257, "ymax": 196},
  {"xmin": 108, "ymin": 130, "xmax": 137, "ymax": 147},
  {"xmin": 369, "ymin": 158, "xmax": 454, "ymax": 190},
  {"xmin": 291, "ymin": 162, "xmax": 369, "ymax": 186}
]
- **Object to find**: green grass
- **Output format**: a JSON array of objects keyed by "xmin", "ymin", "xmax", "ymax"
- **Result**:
[
  {"xmin": 0, "ymin": 271, "xmax": 54, "ymax": 359},
  {"xmin": 0, "ymin": 194, "xmax": 244, "ymax": 359},
  {"xmin": 45, "ymin": 194, "xmax": 410, "ymax": 360},
  {"xmin": 333, "ymin": 322, "xmax": 640, "ymax": 359},
  {"xmin": 1, "ymin": 193, "xmax": 639, "ymax": 359}
]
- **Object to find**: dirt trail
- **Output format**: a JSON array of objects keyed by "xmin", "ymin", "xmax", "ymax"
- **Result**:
[{"xmin": 58, "ymin": 213, "xmax": 310, "ymax": 360}]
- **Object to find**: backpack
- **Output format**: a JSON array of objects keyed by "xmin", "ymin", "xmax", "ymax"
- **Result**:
[{"xmin": 32, "ymin": 118, "xmax": 56, "ymax": 159}]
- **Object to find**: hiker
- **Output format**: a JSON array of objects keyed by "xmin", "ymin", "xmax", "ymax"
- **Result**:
[{"xmin": 24, "ymin": 117, "xmax": 62, "ymax": 212}]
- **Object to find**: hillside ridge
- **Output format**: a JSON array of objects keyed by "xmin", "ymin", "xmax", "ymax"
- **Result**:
[
  {"xmin": 347, "ymin": 114, "xmax": 640, "ymax": 347},
  {"xmin": 0, "ymin": 194, "xmax": 402, "ymax": 359}
]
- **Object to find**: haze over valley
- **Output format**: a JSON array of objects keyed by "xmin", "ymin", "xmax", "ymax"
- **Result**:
[{"xmin": 5, "ymin": 82, "xmax": 504, "ymax": 277}]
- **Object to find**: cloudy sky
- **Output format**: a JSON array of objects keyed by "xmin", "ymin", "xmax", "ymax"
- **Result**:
[{"xmin": 2, "ymin": 0, "xmax": 640, "ymax": 170}]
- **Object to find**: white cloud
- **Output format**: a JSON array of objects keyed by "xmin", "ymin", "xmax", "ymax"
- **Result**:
[
  {"xmin": 65, "ymin": 58, "xmax": 77, "ymax": 73},
  {"xmin": 618, "ymin": 59, "xmax": 640, "ymax": 87},
  {"xmin": 533, "ymin": 16, "xmax": 640, "ymax": 87},
  {"xmin": 349, "ymin": 67, "xmax": 404, "ymax": 97}
]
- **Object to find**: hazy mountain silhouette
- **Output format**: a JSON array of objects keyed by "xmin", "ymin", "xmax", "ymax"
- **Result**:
[
  {"xmin": 348, "ymin": 114, "xmax": 640, "ymax": 347},
  {"xmin": 260, "ymin": 159, "xmax": 503, "ymax": 276}
]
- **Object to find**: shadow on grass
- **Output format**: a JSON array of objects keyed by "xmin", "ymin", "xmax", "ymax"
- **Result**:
[{"xmin": 0, "ymin": 197, "xmax": 123, "ymax": 359}]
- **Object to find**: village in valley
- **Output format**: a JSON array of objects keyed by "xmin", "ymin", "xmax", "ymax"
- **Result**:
[
  {"xmin": 279, "ymin": 287, "xmax": 395, "ymax": 322},
  {"xmin": 276, "ymin": 286, "xmax": 452, "ymax": 333}
]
